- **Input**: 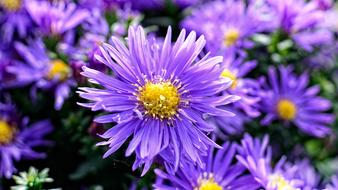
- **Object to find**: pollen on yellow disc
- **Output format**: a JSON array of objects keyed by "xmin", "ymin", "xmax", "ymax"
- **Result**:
[
  {"xmin": 138, "ymin": 82, "xmax": 180, "ymax": 119},
  {"xmin": 47, "ymin": 60, "xmax": 71, "ymax": 81},
  {"xmin": 277, "ymin": 99, "xmax": 297, "ymax": 121},
  {"xmin": 221, "ymin": 69, "xmax": 238, "ymax": 89},
  {"xmin": 0, "ymin": 120, "xmax": 14, "ymax": 145},
  {"xmin": 268, "ymin": 174, "xmax": 297, "ymax": 190},
  {"xmin": 0, "ymin": 0, "xmax": 21, "ymax": 11},
  {"xmin": 199, "ymin": 178, "xmax": 222, "ymax": 190},
  {"xmin": 223, "ymin": 28, "xmax": 240, "ymax": 47}
]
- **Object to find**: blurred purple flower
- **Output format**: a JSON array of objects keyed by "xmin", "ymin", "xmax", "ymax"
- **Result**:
[
  {"xmin": 259, "ymin": 66, "xmax": 335, "ymax": 137},
  {"xmin": 237, "ymin": 134, "xmax": 305, "ymax": 190},
  {"xmin": 7, "ymin": 39, "xmax": 76, "ymax": 110},
  {"xmin": 0, "ymin": 0, "xmax": 32, "ymax": 43},
  {"xmin": 154, "ymin": 142, "xmax": 258, "ymax": 190},
  {"xmin": 78, "ymin": 26, "xmax": 239, "ymax": 175},
  {"xmin": 0, "ymin": 101, "xmax": 52, "ymax": 178},
  {"xmin": 181, "ymin": 0, "xmax": 272, "ymax": 55},
  {"xmin": 221, "ymin": 54, "xmax": 261, "ymax": 117},
  {"xmin": 208, "ymin": 54, "xmax": 261, "ymax": 137},
  {"xmin": 26, "ymin": 0, "xmax": 89, "ymax": 36},
  {"xmin": 266, "ymin": 0, "xmax": 333, "ymax": 51}
]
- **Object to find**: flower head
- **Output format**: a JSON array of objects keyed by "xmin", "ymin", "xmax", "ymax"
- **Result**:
[
  {"xmin": 7, "ymin": 39, "xmax": 76, "ymax": 110},
  {"xmin": 181, "ymin": 0, "xmax": 271, "ymax": 55},
  {"xmin": 266, "ymin": 0, "xmax": 333, "ymax": 51},
  {"xmin": 0, "ymin": 0, "xmax": 32, "ymax": 43},
  {"xmin": 237, "ymin": 134, "xmax": 304, "ymax": 190},
  {"xmin": 26, "ymin": 0, "xmax": 89, "ymax": 36},
  {"xmin": 154, "ymin": 142, "xmax": 258, "ymax": 190},
  {"xmin": 259, "ymin": 66, "xmax": 335, "ymax": 137},
  {"xmin": 78, "ymin": 26, "xmax": 239, "ymax": 174},
  {"xmin": 0, "ymin": 101, "xmax": 52, "ymax": 178}
]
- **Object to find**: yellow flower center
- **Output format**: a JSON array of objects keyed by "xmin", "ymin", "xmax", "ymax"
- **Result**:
[
  {"xmin": 0, "ymin": 0, "xmax": 21, "ymax": 11},
  {"xmin": 47, "ymin": 60, "xmax": 71, "ymax": 81},
  {"xmin": 0, "ymin": 120, "xmax": 15, "ymax": 145},
  {"xmin": 196, "ymin": 173, "xmax": 222, "ymax": 190},
  {"xmin": 277, "ymin": 99, "xmax": 297, "ymax": 121},
  {"xmin": 138, "ymin": 81, "xmax": 180, "ymax": 119},
  {"xmin": 268, "ymin": 174, "xmax": 297, "ymax": 190},
  {"xmin": 223, "ymin": 28, "xmax": 240, "ymax": 47},
  {"xmin": 221, "ymin": 69, "xmax": 238, "ymax": 89}
]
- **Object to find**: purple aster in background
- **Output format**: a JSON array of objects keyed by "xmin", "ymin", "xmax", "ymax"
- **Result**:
[
  {"xmin": 220, "ymin": 54, "xmax": 260, "ymax": 117},
  {"xmin": 78, "ymin": 26, "xmax": 239, "ymax": 175},
  {"xmin": 265, "ymin": 0, "xmax": 333, "ymax": 51},
  {"xmin": 6, "ymin": 39, "xmax": 76, "ymax": 110},
  {"xmin": 0, "ymin": 100, "xmax": 52, "ymax": 178},
  {"xmin": 58, "ymin": 4, "xmax": 110, "ymax": 73},
  {"xmin": 0, "ymin": 0, "xmax": 32, "ymax": 43},
  {"xmin": 209, "ymin": 54, "xmax": 260, "ymax": 137},
  {"xmin": 154, "ymin": 142, "xmax": 258, "ymax": 190},
  {"xmin": 181, "ymin": 0, "xmax": 272, "ymax": 56},
  {"xmin": 26, "ymin": 0, "xmax": 89, "ymax": 36},
  {"xmin": 237, "ymin": 134, "xmax": 306, "ymax": 190},
  {"xmin": 259, "ymin": 66, "xmax": 335, "ymax": 137}
]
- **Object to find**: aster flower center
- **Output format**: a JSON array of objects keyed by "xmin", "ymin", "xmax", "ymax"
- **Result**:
[
  {"xmin": 47, "ymin": 60, "xmax": 71, "ymax": 81},
  {"xmin": 221, "ymin": 69, "xmax": 238, "ymax": 89},
  {"xmin": 223, "ymin": 28, "xmax": 240, "ymax": 47},
  {"xmin": 268, "ymin": 174, "xmax": 297, "ymax": 190},
  {"xmin": 196, "ymin": 173, "xmax": 222, "ymax": 190},
  {"xmin": 0, "ymin": 0, "xmax": 21, "ymax": 11},
  {"xmin": 277, "ymin": 99, "xmax": 297, "ymax": 120},
  {"xmin": 138, "ymin": 81, "xmax": 180, "ymax": 119},
  {"xmin": 0, "ymin": 120, "xmax": 15, "ymax": 145}
]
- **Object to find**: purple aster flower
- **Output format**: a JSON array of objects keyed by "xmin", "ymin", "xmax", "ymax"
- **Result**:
[
  {"xmin": 78, "ymin": 26, "xmax": 239, "ymax": 175},
  {"xmin": 26, "ymin": 0, "xmax": 89, "ymax": 36},
  {"xmin": 220, "ymin": 54, "xmax": 260, "ymax": 117},
  {"xmin": 154, "ymin": 142, "xmax": 259, "ymax": 190},
  {"xmin": 237, "ymin": 134, "xmax": 305, "ymax": 190},
  {"xmin": 0, "ymin": 101, "xmax": 52, "ymax": 178},
  {"xmin": 259, "ymin": 66, "xmax": 335, "ymax": 137},
  {"xmin": 326, "ymin": 176, "xmax": 338, "ymax": 190},
  {"xmin": 6, "ymin": 39, "xmax": 76, "ymax": 110},
  {"xmin": 0, "ymin": 0, "xmax": 32, "ymax": 43},
  {"xmin": 266, "ymin": 0, "xmax": 333, "ymax": 51},
  {"xmin": 208, "ymin": 54, "xmax": 261, "ymax": 137},
  {"xmin": 181, "ymin": 0, "xmax": 272, "ymax": 55}
]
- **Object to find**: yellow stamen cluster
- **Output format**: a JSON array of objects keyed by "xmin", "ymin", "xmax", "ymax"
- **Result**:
[
  {"xmin": 0, "ymin": 120, "xmax": 15, "ymax": 145},
  {"xmin": 223, "ymin": 28, "xmax": 240, "ymax": 47},
  {"xmin": 138, "ymin": 81, "xmax": 180, "ymax": 119},
  {"xmin": 277, "ymin": 99, "xmax": 297, "ymax": 121},
  {"xmin": 47, "ymin": 60, "xmax": 71, "ymax": 81},
  {"xmin": 196, "ymin": 173, "xmax": 222, "ymax": 190},
  {"xmin": 268, "ymin": 174, "xmax": 297, "ymax": 190},
  {"xmin": 0, "ymin": 0, "xmax": 21, "ymax": 11},
  {"xmin": 221, "ymin": 69, "xmax": 238, "ymax": 89}
]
